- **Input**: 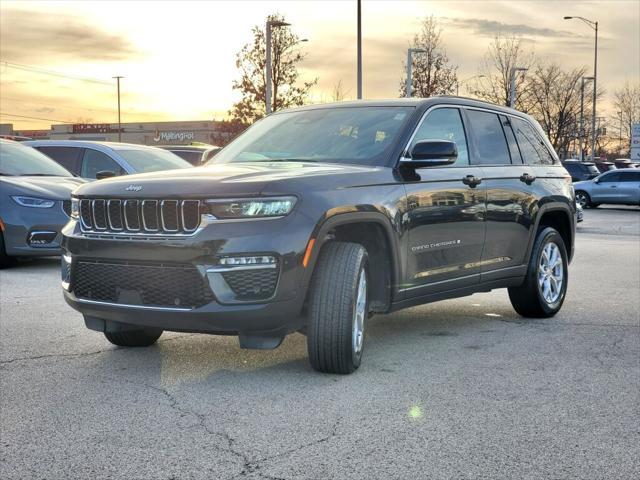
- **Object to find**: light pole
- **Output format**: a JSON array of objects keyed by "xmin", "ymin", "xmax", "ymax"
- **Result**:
[
  {"xmin": 265, "ymin": 19, "xmax": 290, "ymax": 115},
  {"xmin": 357, "ymin": 0, "xmax": 362, "ymax": 99},
  {"xmin": 112, "ymin": 76, "xmax": 123, "ymax": 142},
  {"xmin": 509, "ymin": 67, "xmax": 528, "ymax": 108},
  {"xmin": 565, "ymin": 16, "xmax": 598, "ymax": 160},
  {"xmin": 456, "ymin": 74, "xmax": 485, "ymax": 96},
  {"xmin": 618, "ymin": 110, "xmax": 623, "ymax": 154},
  {"xmin": 405, "ymin": 48, "xmax": 426, "ymax": 98},
  {"xmin": 579, "ymin": 76, "xmax": 594, "ymax": 161}
]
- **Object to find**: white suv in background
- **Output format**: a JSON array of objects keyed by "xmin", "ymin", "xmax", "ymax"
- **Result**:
[{"xmin": 24, "ymin": 140, "xmax": 192, "ymax": 180}]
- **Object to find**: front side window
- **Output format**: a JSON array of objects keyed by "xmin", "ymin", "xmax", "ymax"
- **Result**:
[
  {"xmin": 0, "ymin": 142, "xmax": 73, "ymax": 177},
  {"xmin": 512, "ymin": 118, "xmax": 555, "ymax": 165},
  {"xmin": 81, "ymin": 149, "xmax": 124, "ymax": 179},
  {"xmin": 466, "ymin": 110, "xmax": 511, "ymax": 165},
  {"xmin": 213, "ymin": 106, "xmax": 413, "ymax": 166},
  {"xmin": 409, "ymin": 108, "xmax": 469, "ymax": 166},
  {"xmin": 598, "ymin": 172, "xmax": 620, "ymax": 183}
]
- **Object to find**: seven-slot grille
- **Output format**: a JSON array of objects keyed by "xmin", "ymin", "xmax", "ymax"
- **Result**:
[{"xmin": 79, "ymin": 199, "xmax": 200, "ymax": 235}]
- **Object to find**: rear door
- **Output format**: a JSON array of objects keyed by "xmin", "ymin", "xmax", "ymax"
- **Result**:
[
  {"xmin": 617, "ymin": 170, "xmax": 640, "ymax": 204},
  {"xmin": 465, "ymin": 109, "xmax": 536, "ymax": 277}
]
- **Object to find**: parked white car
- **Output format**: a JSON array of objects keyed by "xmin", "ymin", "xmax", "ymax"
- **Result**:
[{"xmin": 24, "ymin": 140, "xmax": 192, "ymax": 180}]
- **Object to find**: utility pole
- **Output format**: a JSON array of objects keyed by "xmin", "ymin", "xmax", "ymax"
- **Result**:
[
  {"xmin": 579, "ymin": 76, "xmax": 594, "ymax": 161},
  {"xmin": 509, "ymin": 67, "xmax": 527, "ymax": 108},
  {"xmin": 564, "ymin": 16, "xmax": 598, "ymax": 161},
  {"xmin": 265, "ymin": 19, "xmax": 290, "ymax": 115},
  {"xmin": 357, "ymin": 0, "xmax": 362, "ymax": 99},
  {"xmin": 405, "ymin": 48, "xmax": 426, "ymax": 98},
  {"xmin": 113, "ymin": 76, "xmax": 123, "ymax": 142}
]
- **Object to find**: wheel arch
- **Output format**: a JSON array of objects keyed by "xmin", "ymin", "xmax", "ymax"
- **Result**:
[
  {"xmin": 529, "ymin": 203, "xmax": 575, "ymax": 264},
  {"xmin": 302, "ymin": 212, "xmax": 402, "ymax": 313}
]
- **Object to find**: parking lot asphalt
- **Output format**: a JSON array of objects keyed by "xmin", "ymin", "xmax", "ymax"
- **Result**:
[{"xmin": 1, "ymin": 206, "xmax": 639, "ymax": 480}]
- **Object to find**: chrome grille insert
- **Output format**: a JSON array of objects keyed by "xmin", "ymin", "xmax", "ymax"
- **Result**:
[{"xmin": 78, "ymin": 199, "xmax": 201, "ymax": 236}]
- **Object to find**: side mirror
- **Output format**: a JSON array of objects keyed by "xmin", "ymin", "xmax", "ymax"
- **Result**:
[
  {"xmin": 401, "ymin": 140, "xmax": 458, "ymax": 168},
  {"xmin": 95, "ymin": 170, "xmax": 116, "ymax": 180},
  {"xmin": 593, "ymin": 178, "xmax": 600, "ymax": 183}
]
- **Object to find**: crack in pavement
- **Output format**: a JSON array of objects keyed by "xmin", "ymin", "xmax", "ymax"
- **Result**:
[
  {"xmin": 0, "ymin": 333, "xmax": 198, "ymax": 368},
  {"xmin": 113, "ymin": 376, "xmax": 341, "ymax": 480}
]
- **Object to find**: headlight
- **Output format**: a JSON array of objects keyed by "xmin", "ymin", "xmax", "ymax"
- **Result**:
[
  {"xmin": 11, "ymin": 196, "xmax": 56, "ymax": 208},
  {"xmin": 70, "ymin": 198, "xmax": 80, "ymax": 219},
  {"xmin": 203, "ymin": 197, "xmax": 296, "ymax": 219}
]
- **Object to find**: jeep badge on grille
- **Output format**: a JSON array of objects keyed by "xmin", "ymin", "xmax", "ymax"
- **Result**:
[{"xmin": 125, "ymin": 185, "xmax": 142, "ymax": 192}]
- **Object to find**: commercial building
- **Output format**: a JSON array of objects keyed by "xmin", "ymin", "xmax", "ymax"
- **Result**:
[{"xmin": 7, "ymin": 120, "xmax": 242, "ymax": 146}]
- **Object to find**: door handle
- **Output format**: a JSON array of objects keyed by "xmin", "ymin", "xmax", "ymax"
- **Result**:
[
  {"xmin": 462, "ymin": 175, "xmax": 482, "ymax": 188},
  {"xmin": 520, "ymin": 173, "xmax": 536, "ymax": 185}
]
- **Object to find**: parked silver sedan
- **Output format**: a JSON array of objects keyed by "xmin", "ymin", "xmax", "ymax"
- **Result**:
[{"xmin": 574, "ymin": 169, "xmax": 640, "ymax": 208}]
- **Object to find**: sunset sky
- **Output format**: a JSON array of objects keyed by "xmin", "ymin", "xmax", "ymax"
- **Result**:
[{"xmin": 1, "ymin": 0, "xmax": 638, "ymax": 129}]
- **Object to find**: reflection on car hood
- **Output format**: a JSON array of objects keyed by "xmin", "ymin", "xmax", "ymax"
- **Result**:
[
  {"xmin": 0, "ymin": 176, "xmax": 86, "ymax": 200},
  {"xmin": 72, "ymin": 162, "xmax": 386, "ymax": 197}
]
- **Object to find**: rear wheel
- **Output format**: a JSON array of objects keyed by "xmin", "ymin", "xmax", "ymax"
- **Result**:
[
  {"xmin": 508, "ymin": 227, "xmax": 568, "ymax": 318},
  {"xmin": 307, "ymin": 242, "xmax": 369, "ymax": 374},
  {"xmin": 104, "ymin": 328, "xmax": 163, "ymax": 347}
]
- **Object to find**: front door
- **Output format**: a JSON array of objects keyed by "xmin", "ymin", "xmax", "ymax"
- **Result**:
[{"xmin": 402, "ymin": 107, "xmax": 486, "ymax": 296}]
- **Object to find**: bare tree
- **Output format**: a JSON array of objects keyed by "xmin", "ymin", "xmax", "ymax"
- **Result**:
[
  {"xmin": 331, "ymin": 79, "xmax": 349, "ymax": 102},
  {"xmin": 612, "ymin": 81, "xmax": 640, "ymax": 154},
  {"xmin": 229, "ymin": 14, "xmax": 317, "ymax": 124},
  {"xmin": 399, "ymin": 16, "xmax": 458, "ymax": 97},
  {"xmin": 470, "ymin": 34, "xmax": 534, "ymax": 109}
]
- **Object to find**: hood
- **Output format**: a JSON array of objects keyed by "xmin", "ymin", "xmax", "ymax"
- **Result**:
[
  {"xmin": 0, "ymin": 176, "xmax": 86, "ymax": 200},
  {"xmin": 73, "ymin": 162, "xmax": 389, "ymax": 198}
]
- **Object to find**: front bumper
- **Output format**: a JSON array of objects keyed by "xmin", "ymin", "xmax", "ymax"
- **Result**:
[
  {"xmin": 1, "ymin": 201, "xmax": 70, "ymax": 257},
  {"xmin": 61, "ymin": 212, "xmax": 314, "ymax": 337}
]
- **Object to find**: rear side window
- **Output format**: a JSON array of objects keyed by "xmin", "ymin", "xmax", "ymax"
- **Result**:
[
  {"xmin": 466, "ymin": 110, "xmax": 511, "ymax": 165},
  {"xmin": 410, "ymin": 107, "xmax": 469, "ymax": 166},
  {"xmin": 620, "ymin": 171, "xmax": 640, "ymax": 182},
  {"xmin": 512, "ymin": 118, "xmax": 556, "ymax": 165},
  {"xmin": 81, "ymin": 149, "xmax": 124, "ymax": 179},
  {"xmin": 35, "ymin": 146, "xmax": 82, "ymax": 174}
]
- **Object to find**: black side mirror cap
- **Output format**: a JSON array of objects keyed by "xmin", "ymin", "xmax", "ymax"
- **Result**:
[
  {"xmin": 95, "ymin": 170, "xmax": 117, "ymax": 180},
  {"xmin": 401, "ymin": 140, "xmax": 458, "ymax": 168}
]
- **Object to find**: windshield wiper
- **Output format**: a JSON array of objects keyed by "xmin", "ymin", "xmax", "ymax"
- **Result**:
[
  {"xmin": 254, "ymin": 158, "xmax": 319, "ymax": 163},
  {"xmin": 0, "ymin": 172, "xmax": 16, "ymax": 176},
  {"xmin": 19, "ymin": 173, "xmax": 59, "ymax": 176}
]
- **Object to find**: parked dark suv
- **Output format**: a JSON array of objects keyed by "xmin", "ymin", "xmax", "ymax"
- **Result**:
[
  {"xmin": 561, "ymin": 160, "xmax": 600, "ymax": 182},
  {"xmin": 61, "ymin": 98, "xmax": 575, "ymax": 374}
]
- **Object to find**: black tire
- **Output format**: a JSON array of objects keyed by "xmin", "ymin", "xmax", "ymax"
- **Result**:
[
  {"xmin": 307, "ymin": 242, "xmax": 369, "ymax": 374},
  {"xmin": 0, "ymin": 231, "xmax": 16, "ymax": 269},
  {"xmin": 104, "ymin": 328, "xmax": 163, "ymax": 347},
  {"xmin": 508, "ymin": 227, "xmax": 568, "ymax": 318},
  {"xmin": 575, "ymin": 190, "xmax": 592, "ymax": 208}
]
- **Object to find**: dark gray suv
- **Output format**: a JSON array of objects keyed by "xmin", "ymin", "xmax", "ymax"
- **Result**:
[{"xmin": 61, "ymin": 98, "xmax": 575, "ymax": 374}]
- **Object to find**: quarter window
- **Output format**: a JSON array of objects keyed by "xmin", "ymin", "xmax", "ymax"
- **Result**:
[
  {"xmin": 512, "ymin": 118, "xmax": 556, "ymax": 165},
  {"xmin": 410, "ymin": 108, "xmax": 469, "ymax": 166}
]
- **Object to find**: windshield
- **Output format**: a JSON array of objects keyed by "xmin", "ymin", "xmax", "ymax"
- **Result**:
[
  {"xmin": 586, "ymin": 164, "xmax": 600, "ymax": 174},
  {"xmin": 0, "ymin": 141, "xmax": 73, "ymax": 176},
  {"xmin": 212, "ymin": 106, "xmax": 414, "ymax": 166},
  {"xmin": 116, "ymin": 148, "xmax": 192, "ymax": 173}
]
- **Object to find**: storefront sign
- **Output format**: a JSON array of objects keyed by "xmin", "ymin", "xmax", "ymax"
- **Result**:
[
  {"xmin": 153, "ymin": 130, "xmax": 195, "ymax": 142},
  {"xmin": 72, "ymin": 124, "xmax": 121, "ymax": 134}
]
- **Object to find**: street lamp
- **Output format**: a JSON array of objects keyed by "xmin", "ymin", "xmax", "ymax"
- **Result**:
[
  {"xmin": 265, "ymin": 19, "xmax": 290, "ymax": 115},
  {"xmin": 509, "ymin": 67, "xmax": 528, "ymax": 108},
  {"xmin": 579, "ymin": 76, "xmax": 594, "ymax": 161},
  {"xmin": 565, "ymin": 15, "xmax": 598, "ymax": 161},
  {"xmin": 456, "ymin": 74, "xmax": 485, "ymax": 96},
  {"xmin": 112, "ymin": 76, "xmax": 123, "ymax": 142},
  {"xmin": 405, "ymin": 48, "xmax": 426, "ymax": 98}
]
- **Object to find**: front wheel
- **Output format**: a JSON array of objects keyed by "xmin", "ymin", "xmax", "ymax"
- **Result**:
[
  {"xmin": 508, "ymin": 227, "xmax": 568, "ymax": 318},
  {"xmin": 575, "ymin": 191, "xmax": 591, "ymax": 208},
  {"xmin": 307, "ymin": 242, "xmax": 369, "ymax": 374}
]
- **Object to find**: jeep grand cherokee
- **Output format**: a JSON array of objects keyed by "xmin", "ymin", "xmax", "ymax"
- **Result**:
[{"xmin": 61, "ymin": 98, "xmax": 575, "ymax": 374}]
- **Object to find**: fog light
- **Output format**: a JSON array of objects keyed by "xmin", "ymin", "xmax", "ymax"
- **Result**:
[
  {"xmin": 28, "ymin": 231, "xmax": 57, "ymax": 246},
  {"xmin": 219, "ymin": 255, "xmax": 276, "ymax": 266},
  {"xmin": 61, "ymin": 254, "xmax": 72, "ymax": 291}
]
